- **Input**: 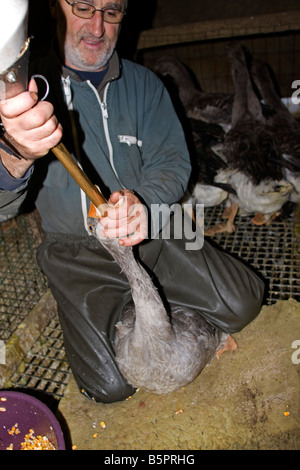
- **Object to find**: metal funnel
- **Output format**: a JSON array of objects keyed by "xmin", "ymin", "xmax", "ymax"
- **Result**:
[{"xmin": 0, "ymin": 0, "xmax": 29, "ymax": 99}]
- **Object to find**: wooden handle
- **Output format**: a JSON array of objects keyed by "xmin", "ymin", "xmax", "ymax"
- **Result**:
[{"xmin": 52, "ymin": 142, "xmax": 108, "ymax": 216}]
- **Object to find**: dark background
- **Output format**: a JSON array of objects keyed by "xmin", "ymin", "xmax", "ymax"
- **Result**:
[{"xmin": 28, "ymin": 0, "xmax": 300, "ymax": 59}]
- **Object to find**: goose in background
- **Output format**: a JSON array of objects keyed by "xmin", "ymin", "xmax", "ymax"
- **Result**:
[
  {"xmin": 154, "ymin": 56, "xmax": 234, "ymax": 132},
  {"xmin": 153, "ymin": 57, "xmax": 237, "ymax": 234},
  {"xmin": 87, "ymin": 205, "xmax": 237, "ymax": 394},
  {"xmin": 251, "ymin": 59, "xmax": 300, "ymax": 206},
  {"xmin": 183, "ymin": 118, "xmax": 238, "ymax": 235},
  {"xmin": 217, "ymin": 42, "xmax": 293, "ymax": 228}
]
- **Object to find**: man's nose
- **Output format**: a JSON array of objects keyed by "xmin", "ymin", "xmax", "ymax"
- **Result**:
[{"xmin": 88, "ymin": 11, "xmax": 105, "ymax": 36}]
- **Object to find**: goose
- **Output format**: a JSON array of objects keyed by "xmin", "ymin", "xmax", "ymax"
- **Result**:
[
  {"xmin": 217, "ymin": 42, "xmax": 293, "ymax": 227},
  {"xmin": 154, "ymin": 56, "xmax": 234, "ymax": 132},
  {"xmin": 251, "ymin": 59, "xmax": 300, "ymax": 205},
  {"xmin": 154, "ymin": 57, "xmax": 239, "ymax": 234},
  {"xmin": 183, "ymin": 118, "xmax": 238, "ymax": 235},
  {"xmin": 87, "ymin": 204, "xmax": 237, "ymax": 394}
]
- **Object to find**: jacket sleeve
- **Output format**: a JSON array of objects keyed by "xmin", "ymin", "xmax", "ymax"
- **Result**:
[
  {"xmin": 0, "ymin": 159, "xmax": 33, "ymax": 221},
  {"xmin": 0, "ymin": 187, "xmax": 29, "ymax": 221}
]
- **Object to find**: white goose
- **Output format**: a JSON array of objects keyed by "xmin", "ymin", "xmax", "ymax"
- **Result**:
[{"xmin": 87, "ymin": 206, "xmax": 236, "ymax": 394}]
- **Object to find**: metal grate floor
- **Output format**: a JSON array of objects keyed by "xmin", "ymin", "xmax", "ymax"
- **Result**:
[
  {"xmin": 0, "ymin": 211, "xmax": 48, "ymax": 341},
  {"xmin": 0, "ymin": 211, "xmax": 72, "ymax": 400},
  {"xmin": 2, "ymin": 204, "xmax": 300, "ymax": 400},
  {"xmin": 8, "ymin": 317, "xmax": 71, "ymax": 399},
  {"xmin": 204, "ymin": 204, "xmax": 300, "ymax": 304}
]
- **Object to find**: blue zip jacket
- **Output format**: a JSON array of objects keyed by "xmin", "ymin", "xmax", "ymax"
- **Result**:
[{"xmin": 0, "ymin": 50, "xmax": 191, "ymax": 235}]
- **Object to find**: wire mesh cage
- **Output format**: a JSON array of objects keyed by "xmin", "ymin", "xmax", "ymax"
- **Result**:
[
  {"xmin": 8, "ymin": 317, "xmax": 70, "ymax": 399},
  {"xmin": 0, "ymin": 211, "xmax": 71, "ymax": 398},
  {"xmin": 0, "ymin": 211, "xmax": 47, "ymax": 342},
  {"xmin": 136, "ymin": 11, "xmax": 300, "ymax": 97},
  {"xmin": 204, "ymin": 203, "xmax": 300, "ymax": 304}
]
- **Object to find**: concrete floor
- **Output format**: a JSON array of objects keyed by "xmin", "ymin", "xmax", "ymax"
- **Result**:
[{"xmin": 58, "ymin": 298, "xmax": 300, "ymax": 450}]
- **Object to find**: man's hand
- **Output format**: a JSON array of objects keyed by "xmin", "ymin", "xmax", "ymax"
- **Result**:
[
  {"xmin": 100, "ymin": 189, "xmax": 148, "ymax": 246},
  {"xmin": 0, "ymin": 78, "xmax": 62, "ymax": 172}
]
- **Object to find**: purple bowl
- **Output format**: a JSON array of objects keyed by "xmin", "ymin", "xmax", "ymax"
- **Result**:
[{"xmin": 0, "ymin": 391, "xmax": 65, "ymax": 450}]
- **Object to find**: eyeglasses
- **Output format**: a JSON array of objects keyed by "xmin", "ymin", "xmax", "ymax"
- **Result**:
[{"xmin": 65, "ymin": 1, "xmax": 126, "ymax": 24}]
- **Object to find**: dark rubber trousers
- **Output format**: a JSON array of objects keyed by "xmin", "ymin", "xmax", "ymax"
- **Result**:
[{"xmin": 37, "ymin": 226, "xmax": 265, "ymax": 403}]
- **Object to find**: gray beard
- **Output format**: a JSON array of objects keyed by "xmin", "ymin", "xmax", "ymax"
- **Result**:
[{"xmin": 63, "ymin": 42, "xmax": 114, "ymax": 71}]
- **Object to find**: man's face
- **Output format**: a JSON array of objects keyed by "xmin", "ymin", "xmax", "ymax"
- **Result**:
[{"xmin": 54, "ymin": 0, "xmax": 125, "ymax": 71}]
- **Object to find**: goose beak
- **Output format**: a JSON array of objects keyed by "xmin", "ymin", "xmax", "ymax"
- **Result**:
[{"xmin": 88, "ymin": 202, "xmax": 102, "ymax": 219}]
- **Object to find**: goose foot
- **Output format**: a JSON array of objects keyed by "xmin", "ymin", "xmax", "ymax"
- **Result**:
[
  {"xmin": 204, "ymin": 203, "xmax": 239, "ymax": 236},
  {"xmin": 204, "ymin": 222, "xmax": 233, "ymax": 236},
  {"xmin": 222, "ymin": 202, "xmax": 239, "ymax": 222},
  {"xmin": 216, "ymin": 335, "xmax": 238, "ymax": 359},
  {"xmin": 251, "ymin": 211, "xmax": 280, "ymax": 226}
]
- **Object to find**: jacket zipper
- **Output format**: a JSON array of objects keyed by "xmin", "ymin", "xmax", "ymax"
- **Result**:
[
  {"xmin": 61, "ymin": 76, "xmax": 91, "ymax": 234},
  {"xmin": 86, "ymin": 81, "xmax": 124, "ymax": 188}
]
